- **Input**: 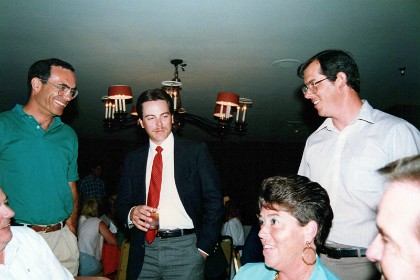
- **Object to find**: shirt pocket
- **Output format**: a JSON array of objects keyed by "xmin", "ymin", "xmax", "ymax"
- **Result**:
[{"xmin": 347, "ymin": 157, "xmax": 386, "ymax": 209}]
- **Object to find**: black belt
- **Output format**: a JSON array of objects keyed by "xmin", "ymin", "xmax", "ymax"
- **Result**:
[
  {"xmin": 156, "ymin": 228, "xmax": 195, "ymax": 239},
  {"xmin": 321, "ymin": 245, "xmax": 366, "ymax": 259}
]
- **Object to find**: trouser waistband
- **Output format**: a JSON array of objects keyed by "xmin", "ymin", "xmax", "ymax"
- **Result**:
[
  {"xmin": 12, "ymin": 220, "xmax": 66, "ymax": 233},
  {"xmin": 320, "ymin": 245, "xmax": 367, "ymax": 258},
  {"xmin": 156, "ymin": 228, "xmax": 195, "ymax": 238}
]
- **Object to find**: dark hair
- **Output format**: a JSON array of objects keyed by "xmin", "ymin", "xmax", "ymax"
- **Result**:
[
  {"xmin": 378, "ymin": 154, "xmax": 420, "ymax": 184},
  {"xmin": 224, "ymin": 200, "xmax": 242, "ymax": 222},
  {"xmin": 297, "ymin": 49, "xmax": 360, "ymax": 93},
  {"xmin": 136, "ymin": 88, "xmax": 174, "ymax": 119},
  {"xmin": 259, "ymin": 175, "xmax": 333, "ymax": 250},
  {"xmin": 27, "ymin": 58, "xmax": 75, "ymax": 95}
]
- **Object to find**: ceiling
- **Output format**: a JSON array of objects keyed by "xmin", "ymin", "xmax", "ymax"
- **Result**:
[{"xmin": 1, "ymin": 1, "xmax": 419, "ymax": 143}]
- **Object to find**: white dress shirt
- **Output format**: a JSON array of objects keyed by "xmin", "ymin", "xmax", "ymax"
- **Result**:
[
  {"xmin": 146, "ymin": 133, "xmax": 194, "ymax": 230},
  {"xmin": 298, "ymin": 100, "xmax": 420, "ymax": 248},
  {"xmin": 0, "ymin": 226, "xmax": 73, "ymax": 280}
]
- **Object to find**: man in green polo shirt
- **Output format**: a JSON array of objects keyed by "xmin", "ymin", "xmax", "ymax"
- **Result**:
[{"xmin": 0, "ymin": 58, "xmax": 80, "ymax": 276}]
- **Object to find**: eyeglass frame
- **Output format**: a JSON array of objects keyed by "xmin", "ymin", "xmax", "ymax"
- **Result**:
[
  {"xmin": 0, "ymin": 199, "xmax": 8, "ymax": 207},
  {"xmin": 301, "ymin": 77, "xmax": 330, "ymax": 95},
  {"xmin": 39, "ymin": 78, "xmax": 78, "ymax": 99}
]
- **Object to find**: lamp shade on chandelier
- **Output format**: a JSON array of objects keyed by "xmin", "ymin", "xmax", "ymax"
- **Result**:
[
  {"xmin": 103, "ymin": 85, "xmax": 134, "ymax": 130},
  {"xmin": 102, "ymin": 59, "xmax": 252, "ymax": 137}
]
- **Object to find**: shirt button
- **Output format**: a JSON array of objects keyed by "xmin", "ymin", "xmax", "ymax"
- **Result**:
[{"xmin": 36, "ymin": 125, "xmax": 40, "ymax": 129}]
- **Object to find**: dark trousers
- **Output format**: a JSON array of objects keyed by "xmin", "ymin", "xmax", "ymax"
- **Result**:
[{"xmin": 138, "ymin": 233, "xmax": 205, "ymax": 280}]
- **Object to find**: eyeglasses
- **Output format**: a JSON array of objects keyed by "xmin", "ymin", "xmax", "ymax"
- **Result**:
[
  {"xmin": 301, "ymin": 77, "xmax": 329, "ymax": 95},
  {"xmin": 0, "ymin": 199, "xmax": 8, "ymax": 208},
  {"xmin": 40, "ymin": 79, "xmax": 78, "ymax": 99}
]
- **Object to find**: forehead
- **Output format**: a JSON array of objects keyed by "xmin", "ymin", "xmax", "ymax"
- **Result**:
[
  {"xmin": 260, "ymin": 206, "xmax": 292, "ymax": 218},
  {"xmin": 303, "ymin": 60, "xmax": 322, "ymax": 81},
  {"xmin": 142, "ymin": 100, "xmax": 170, "ymax": 115},
  {"xmin": 50, "ymin": 66, "xmax": 76, "ymax": 85},
  {"xmin": 378, "ymin": 182, "xmax": 420, "ymax": 234}
]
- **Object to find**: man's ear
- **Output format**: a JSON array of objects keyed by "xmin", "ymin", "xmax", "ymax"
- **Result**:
[
  {"xmin": 137, "ymin": 118, "xmax": 144, "ymax": 128},
  {"xmin": 31, "ymin": 77, "xmax": 42, "ymax": 94},
  {"xmin": 335, "ymin": 72, "xmax": 348, "ymax": 90}
]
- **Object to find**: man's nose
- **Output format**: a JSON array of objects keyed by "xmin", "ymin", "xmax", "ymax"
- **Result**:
[
  {"xmin": 0, "ymin": 204, "xmax": 15, "ymax": 219},
  {"xmin": 366, "ymin": 234, "xmax": 383, "ymax": 263},
  {"xmin": 303, "ymin": 89, "xmax": 315, "ymax": 99}
]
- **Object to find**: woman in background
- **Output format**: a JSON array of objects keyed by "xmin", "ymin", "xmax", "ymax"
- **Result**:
[
  {"xmin": 234, "ymin": 175, "xmax": 338, "ymax": 280},
  {"xmin": 221, "ymin": 200, "xmax": 244, "ymax": 247},
  {"xmin": 100, "ymin": 194, "xmax": 118, "ymax": 234},
  {"xmin": 78, "ymin": 198, "xmax": 117, "ymax": 276}
]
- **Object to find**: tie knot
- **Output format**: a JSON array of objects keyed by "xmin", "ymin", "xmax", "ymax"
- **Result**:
[{"xmin": 156, "ymin": 146, "xmax": 163, "ymax": 153}]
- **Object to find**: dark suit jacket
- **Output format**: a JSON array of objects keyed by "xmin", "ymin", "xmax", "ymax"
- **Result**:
[{"xmin": 116, "ymin": 136, "xmax": 224, "ymax": 280}]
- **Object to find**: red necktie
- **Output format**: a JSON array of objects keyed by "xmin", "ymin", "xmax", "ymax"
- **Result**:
[{"xmin": 145, "ymin": 146, "xmax": 163, "ymax": 244}]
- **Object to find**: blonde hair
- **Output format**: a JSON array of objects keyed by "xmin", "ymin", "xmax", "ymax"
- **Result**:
[{"xmin": 81, "ymin": 198, "xmax": 100, "ymax": 218}]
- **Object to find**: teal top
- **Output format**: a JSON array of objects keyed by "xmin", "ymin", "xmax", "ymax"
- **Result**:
[
  {"xmin": 234, "ymin": 256, "xmax": 340, "ymax": 280},
  {"xmin": 0, "ymin": 105, "xmax": 79, "ymax": 224}
]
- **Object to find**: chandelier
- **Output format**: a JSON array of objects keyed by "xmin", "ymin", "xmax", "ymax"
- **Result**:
[{"xmin": 102, "ymin": 59, "xmax": 252, "ymax": 138}]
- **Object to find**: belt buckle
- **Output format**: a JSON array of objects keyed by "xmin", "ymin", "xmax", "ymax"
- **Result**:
[
  {"xmin": 45, "ymin": 225, "xmax": 55, "ymax": 233},
  {"xmin": 157, "ymin": 229, "xmax": 182, "ymax": 239},
  {"xmin": 45, "ymin": 221, "xmax": 62, "ymax": 233},
  {"xmin": 157, "ymin": 230, "xmax": 171, "ymax": 239}
]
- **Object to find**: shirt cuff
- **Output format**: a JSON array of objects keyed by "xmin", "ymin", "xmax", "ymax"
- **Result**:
[
  {"xmin": 198, "ymin": 248, "xmax": 209, "ymax": 256},
  {"xmin": 127, "ymin": 206, "xmax": 136, "ymax": 229}
]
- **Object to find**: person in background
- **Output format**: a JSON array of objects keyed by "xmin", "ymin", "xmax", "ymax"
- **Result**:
[
  {"xmin": 234, "ymin": 175, "xmax": 338, "ymax": 280},
  {"xmin": 79, "ymin": 162, "xmax": 106, "ymax": 208},
  {"xmin": 240, "ymin": 218, "xmax": 264, "ymax": 266},
  {"xmin": 78, "ymin": 198, "xmax": 117, "ymax": 276},
  {"xmin": 367, "ymin": 155, "xmax": 420, "ymax": 279},
  {"xmin": 116, "ymin": 88, "xmax": 224, "ymax": 280},
  {"xmin": 0, "ymin": 58, "xmax": 80, "ymax": 275},
  {"xmin": 223, "ymin": 195, "xmax": 230, "ymax": 206},
  {"xmin": 0, "ymin": 188, "xmax": 74, "ymax": 279},
  {"xmin": 297, "ymin": 49, "xmax": 420, "ymax": 279},
  {"xmin": 221, "ymin": 200, "xmax": 244, "ymax": 247},
  {"xmin": 100, "ymin": 194, "xmax": 118, "ymax": 235}
]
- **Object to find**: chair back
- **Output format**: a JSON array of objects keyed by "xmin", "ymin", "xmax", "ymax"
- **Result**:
[{"xmin": 116, "ymin": 239, "xmax": 130, "ymax": 280}]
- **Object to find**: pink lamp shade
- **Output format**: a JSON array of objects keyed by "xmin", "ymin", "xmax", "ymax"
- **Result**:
[
  {"xmin": 215, "ymin": 92, "xmax": 239, "ymax": 107},
  {"xmin": 108, "ymin": 85, "xmax": 133, "ymax": 100}
]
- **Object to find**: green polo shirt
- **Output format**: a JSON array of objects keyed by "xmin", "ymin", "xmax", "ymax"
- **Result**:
[{"xmin": 0, "ymin": 105, "xmax": 79, "ymax": 225}]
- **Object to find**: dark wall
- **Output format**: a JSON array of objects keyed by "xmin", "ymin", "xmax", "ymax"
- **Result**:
[{"xmin": 207, "ymin": 141, "xmax": 304, "ymax": 224}]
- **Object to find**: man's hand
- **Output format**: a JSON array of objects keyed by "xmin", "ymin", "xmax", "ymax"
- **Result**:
[
  {"xmin": 200, "ymin": 250, "xmax": 208, "ymax": 260},
  {"xmin": 66, "ymin": 220, "xmax": 77, "ymax": 236},
  {"xmin": 130, "ymin": 205, "xmax": 157, "ymax": 232}
]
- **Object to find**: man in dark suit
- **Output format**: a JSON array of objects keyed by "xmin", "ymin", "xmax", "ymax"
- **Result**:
[{"xmin": 116, "ymin": 88, "xmax": 225, "ymax": 280}]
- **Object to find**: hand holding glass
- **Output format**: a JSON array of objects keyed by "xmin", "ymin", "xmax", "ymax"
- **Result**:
[{"xmin": 149, "ymin": 212, "xmax": 159, "ymax": 230}]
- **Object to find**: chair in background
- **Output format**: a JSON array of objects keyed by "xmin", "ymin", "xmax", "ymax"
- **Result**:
[
  {"xmin": 232, "ymin": 245, "xmax": 243, "ymax": 275},
  {"xmin": 219, "ymin": 235, "xmax": 233, "ymax": 278},
  {"xmin": 116, "ymin": 239, "xmax": 130, "ymax": 280}
]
